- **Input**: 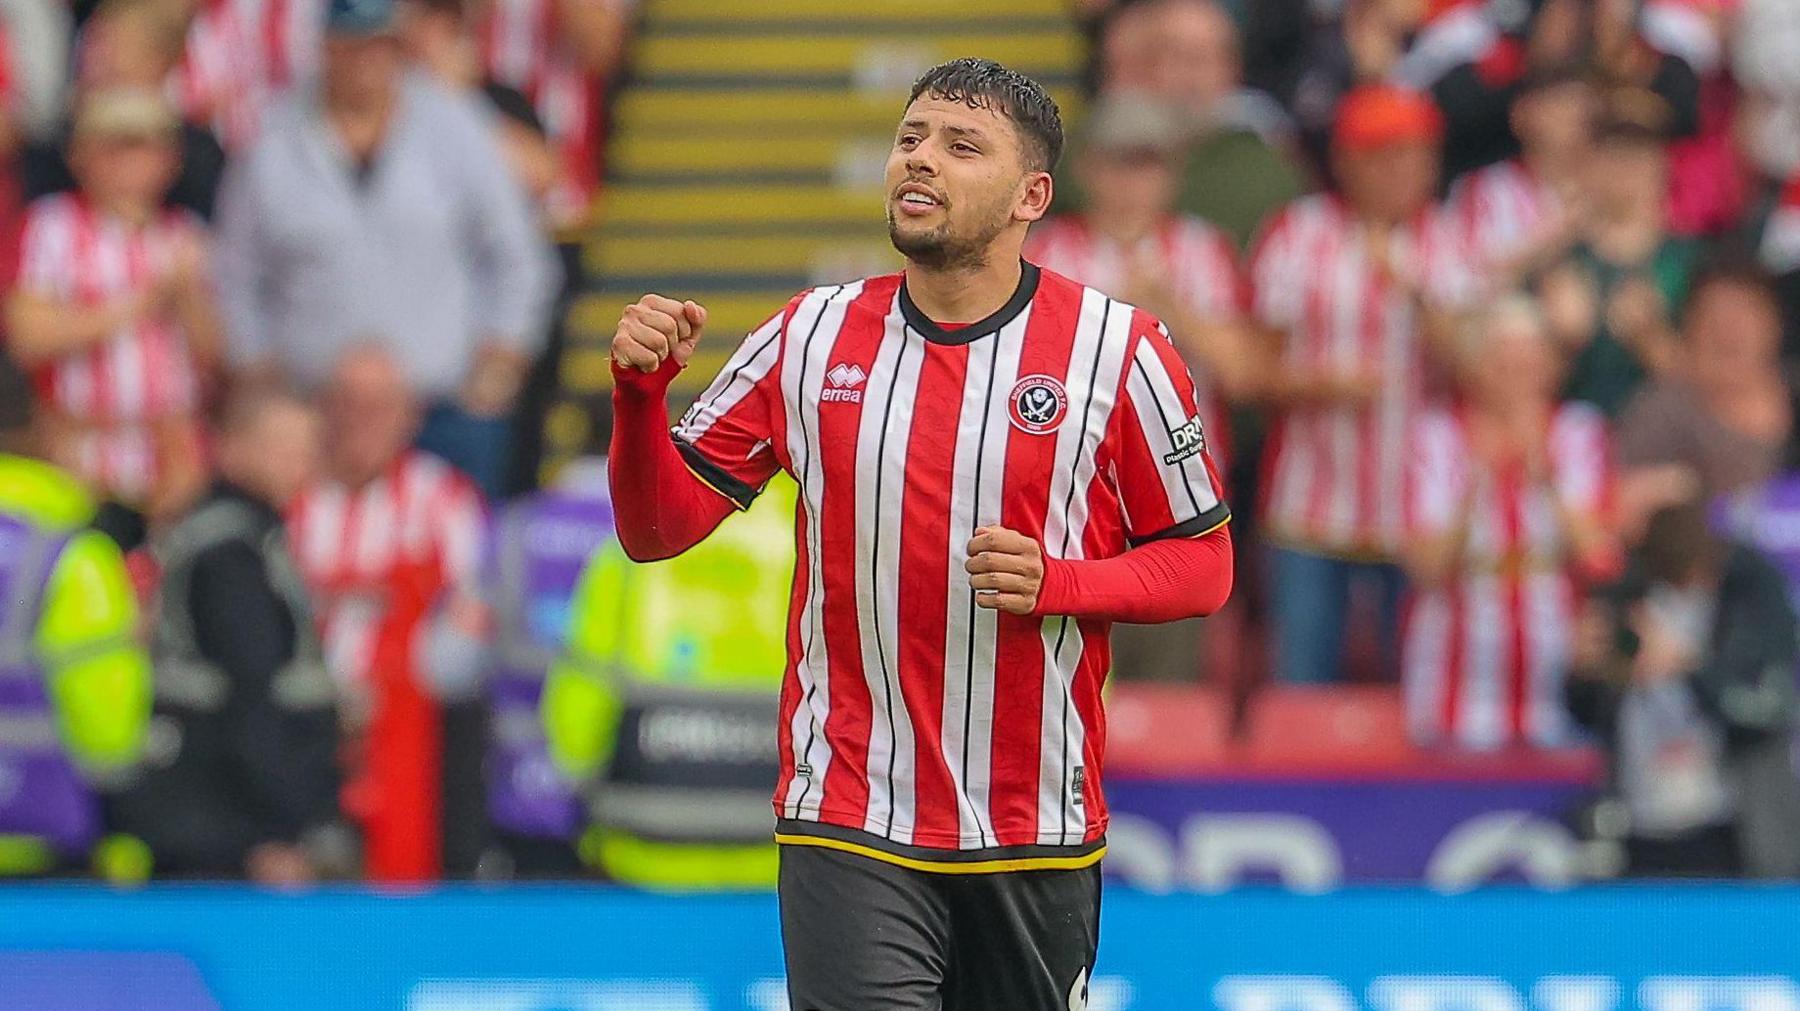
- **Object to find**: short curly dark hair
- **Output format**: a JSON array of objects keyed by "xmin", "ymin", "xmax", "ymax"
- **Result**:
[{"xmin": 906, "ymin": 58, "xmax": 1064, "ymax": 173}]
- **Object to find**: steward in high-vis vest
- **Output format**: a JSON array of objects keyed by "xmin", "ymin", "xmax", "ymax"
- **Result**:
[
  {"xmin": 0, "ymin": 452, "xmax": 150, "ymax": 875},
  {"xmin": 485, "ymin": 461, "xmax": 614, "ymax": 874},
  {"xmin": 120, "ymin": 388, "xmax": 349, "ymax": 883},
  {"xmin": 542, "ymin": 475, "xmax": 797, "ymax": 888}
]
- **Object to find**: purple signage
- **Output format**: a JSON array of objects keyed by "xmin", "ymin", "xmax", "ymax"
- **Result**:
[
  {"xmin": 0, "ymin": 952, "xmax": 219, "ymax": 1010},
  {"xmin": 1721, "ymin": 476, "xmax": 1800, "ymax": 602},
  {"xmin": 1104, "ymin": 770, "xmax": 1595, "ymax": 890}
]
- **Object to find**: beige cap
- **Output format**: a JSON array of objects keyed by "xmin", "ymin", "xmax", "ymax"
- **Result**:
[
  {"xmin": 73, "ymin": 87, "xmax": 178, "ymax": 141},
  {"xmin": 1082, "ymin": 95, "xmax": 1190, "ymax": 156}
]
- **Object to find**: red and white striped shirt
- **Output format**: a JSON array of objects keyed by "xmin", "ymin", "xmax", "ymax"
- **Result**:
[
  {"xmin": 479, "ymin": 0, "xmax": 605, "ymax": 229},
  {"xmin": 674, "ymin": 265, "xmax": 1229, "ymax": 861},
  {"xmin": 1403, "ymin": 404, "xmax": 1609, "ymax": 750},
  {"xmin": 13, "ymin": 194, "xmax": 207, "ymax": 500},
  {"xmin": 287, "ymin": 451, "xmax": 487, "ymax": 689},
  {"xmin": 1024, "ymin": 214, "xmax": 1241, "ymax": 464},
  {"xmin": 1251, "ymin": 193, "xmax": 1477, "ymax": 557},
  {"xmin": 175, "ymin": 0, "xmax": 318, "ymax": 151},
  {"xmin": 1445, "ymin": 159, "xmax": 1555, "ymax": 273}
]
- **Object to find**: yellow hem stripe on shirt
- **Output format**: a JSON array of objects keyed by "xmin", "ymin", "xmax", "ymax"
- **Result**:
[
  {"xmin": 774, "ymin": 833, "xmax": 1107, "ymax": 874},
  {"xmin": 1189, "ymin": 514, "xmax": 1232, "ymax": 539}
]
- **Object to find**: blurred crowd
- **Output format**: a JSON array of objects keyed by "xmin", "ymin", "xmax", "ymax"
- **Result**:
[
  {"xmin": 7, "ymin": 0, "xmax": 1800, "ymax": 886},
  {"xmin": 1041, "ymin": 0, "xmax": 1800, "ymax": 878},
  {"xmin": 0, "ymin": 0, "xmax": 633, "ymax": 885}
]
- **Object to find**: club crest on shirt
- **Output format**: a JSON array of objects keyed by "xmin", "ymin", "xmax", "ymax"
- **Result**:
[
  {"xmin": 1163, "ymin": 415, "xmax": 1206, "ymax": 466},
  {"xmin": 1009, "ymin": 374, "xmax": 1069, "ymax": 434}
]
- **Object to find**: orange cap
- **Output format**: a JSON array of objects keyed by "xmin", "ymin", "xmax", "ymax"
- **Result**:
[{"xmin": 1332, "ymin": 85, "xmax": 1445, "ymax": 153}]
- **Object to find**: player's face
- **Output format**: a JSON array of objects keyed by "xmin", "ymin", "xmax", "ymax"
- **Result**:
[{"xmin": 885, "ymin": 95, "xmax": 1049, "ymax": 270}]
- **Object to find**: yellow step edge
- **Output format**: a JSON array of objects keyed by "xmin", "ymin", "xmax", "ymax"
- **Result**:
[
  {"xmin": 631, "ymin": 34, "xmax": 1081, "ymax": 78},
  {"xmin": 610, "ymin": 134, "xmax": 894, "ymax": 176},
  {"xmin": 598, "ymin": 185, "xmax": 882, "ymax": 227},
  {"xmin": 586, "ymin": 234, "xmax": 899, "ymax": 277}
]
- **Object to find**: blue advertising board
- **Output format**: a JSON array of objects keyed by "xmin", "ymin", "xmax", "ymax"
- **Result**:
[{"xmin": 0, "ymin": 885, "xmax": 1797, "ymax": 1010}]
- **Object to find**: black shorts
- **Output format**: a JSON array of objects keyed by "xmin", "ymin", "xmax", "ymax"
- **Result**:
[{"xmin": 778, "ymin": 842, "xmax": 1102, "ymax": 1011}]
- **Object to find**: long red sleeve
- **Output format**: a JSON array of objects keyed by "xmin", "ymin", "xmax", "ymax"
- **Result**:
[
  {"xmin": 1033, "ymin": 525, "xmax": 1234, "ymax": 623},
  {"xmin": 608, "ymin": 359, "xmax": 736, "ymax": 561}
]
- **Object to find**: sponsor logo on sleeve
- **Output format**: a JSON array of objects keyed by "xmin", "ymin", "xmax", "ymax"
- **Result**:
[{"xmin": 1163, "ymin": 416, "xmax": 1207, "ymax": 466}]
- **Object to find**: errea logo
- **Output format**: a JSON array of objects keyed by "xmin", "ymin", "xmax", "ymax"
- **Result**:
[{"xmin": 822, "ymin": 363, "xmax": 866, "ymax": 403}]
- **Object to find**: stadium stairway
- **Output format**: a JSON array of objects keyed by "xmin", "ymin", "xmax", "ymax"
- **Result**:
[{"xmin": 541, "ymin": 0, "xmax": 1086, "ymax": 475}]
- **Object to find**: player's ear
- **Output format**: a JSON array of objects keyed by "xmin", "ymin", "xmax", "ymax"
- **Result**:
[{"xmin": 1015, "ymin": 170, "xmax": 1053, "ymax": 224}]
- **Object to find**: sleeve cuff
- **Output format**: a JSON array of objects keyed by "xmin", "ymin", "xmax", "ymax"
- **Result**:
[
  {"xmin": 1127, "ymin": 504, "xmax": 1232, "ymax": 548},
  {"xmin": 674, "ymin": 438, "xmax": 761, "ymax": 511},
  {"xmin": 1031, "ymin": 555, "xmax": 1078, "ymax": 617},
  {"xmin": 611, "ymin": 355, "xmax": 683, "ymax": 397}
]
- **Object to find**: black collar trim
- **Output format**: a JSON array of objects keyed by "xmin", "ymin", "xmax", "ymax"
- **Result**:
[{"xmin": 898, "ymin": 260, "xmax": 1040, "ymax": 346}]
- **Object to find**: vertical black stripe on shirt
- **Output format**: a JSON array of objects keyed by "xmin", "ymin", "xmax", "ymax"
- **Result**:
[
  {"xmin": 789, "ymin": 284, "xmax": 845, "ymax": 818},
  {"xmin": 1048, "ymin": 297, "xmax": 1113, "ymax": 845},
  {"xmin": 960, "ymin": 335, "xmax": 1003, "ymax": 849},
  {"xmin": 870, "ymin": 328, "xmax": 912, "ymax": 837}
]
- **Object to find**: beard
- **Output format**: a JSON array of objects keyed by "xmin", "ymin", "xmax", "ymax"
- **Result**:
[{"xmin": 887, "ymin": 198, "xmax": 1010, "ymax": 272}]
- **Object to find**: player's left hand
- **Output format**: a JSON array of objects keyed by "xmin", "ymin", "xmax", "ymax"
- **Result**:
[{"xmin": 965, "ymin": 526, "xmax": 1044, "ymax": 615}]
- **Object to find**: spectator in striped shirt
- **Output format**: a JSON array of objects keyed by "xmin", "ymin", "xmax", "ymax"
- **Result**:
[
  {"xmin": 1404, "ymin": 296, "xmax": 1616, "ymax": 750},
  {"xmin": 1444, "ymin": 64, "xmax": 1598, "ymax": 284},
  {"xmin": 472, "ymin": 0, "xmax": 634, "ymax": 234},
  {"xmin": 30, "ymin": 0, "xmax": 227, "ymax": 220},
  {"xmin": 1252, "ymin": 84, "xmax": 1477, "ymax": 685},
  {"xmin": 5, "ymin": 87, "xmax": 222, "ymax": 527},
  {"xmin": 1026, "ymin": 93, "xmax": 1261, "ymax": 685},
  {"xmin": 287, "ymin": 346, "xmax": 491, "ymax": 880},
  {"xmin": 168, "ymin": 0, "xmax": 321, "ymax": 154},
  {"xmin": 1026, "ymin": 95, "xmax": 1261, "ymax": 422}
]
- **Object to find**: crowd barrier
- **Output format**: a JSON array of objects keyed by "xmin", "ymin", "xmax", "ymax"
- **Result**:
[{"xmin": 0, "ymin": 884, "xmax": 1797, "ymax": 1010}]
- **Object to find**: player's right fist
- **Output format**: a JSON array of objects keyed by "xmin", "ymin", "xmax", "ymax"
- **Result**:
[{"xmin": 612, "ymin": 294, "xmax": 708, "ymax": 373}]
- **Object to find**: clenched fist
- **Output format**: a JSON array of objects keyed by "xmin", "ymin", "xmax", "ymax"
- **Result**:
[
  {"xmin": 612, "ymin": 294, "xmax": 708, "ymax": 373},
  {"xmin": 965, "ymin": 526, "xmax": 1045, "ymax": 616}
]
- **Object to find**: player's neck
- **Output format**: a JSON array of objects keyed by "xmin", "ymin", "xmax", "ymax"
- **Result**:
[{"xmin": 902, "ymin": 256, "xmax": 1024, "ymax": 327}]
